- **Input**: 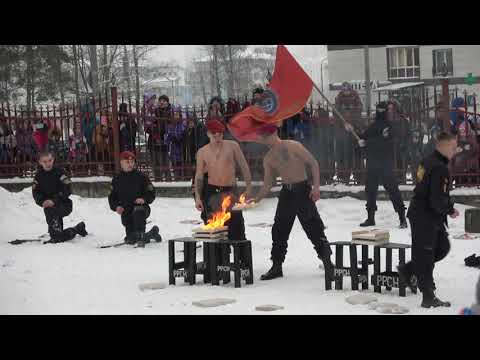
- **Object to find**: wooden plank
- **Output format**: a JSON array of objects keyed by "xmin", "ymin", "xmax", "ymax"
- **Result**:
[
  {"xmin": 168, "ymin": 240, "xmax": 175, "ymax": 285},
  {"xmin": 362, "ymin": 245, "xmax": 369, "ymax": 290},
  {"xmin": 335, "ymin": 245, "xmax": 343, "ymax": 290},
  {"xmin": 351, "ymin": 238, "xmax": 389, "ymax": 246},
  {"xmin": 192, "ymin": 226, "xmax": 228, "ymax": 234},
  {"xmin": 209, "ymin": 244, "xmax": 219, "ymax": 285},
  {"xmin": 349, "ymin": 244, "xmax": 359, "ymax": 291},
  {"xmin": 373, "ymin": 247, "xmax": 381, "ymax": 293},
  {"xmin": 386, "ymin": 248, "xmax": 393, "ymax": 291},
  {"xmin": 398, "ymin": 248, "xmax": 406, "ymax": 297},
  {"xmin": 352, "ymin": 229, "xmax": 390, "ymax": 240},
  {"xmin": 193, "ymin": 234, "xmax": 228, "ymax": 240}
]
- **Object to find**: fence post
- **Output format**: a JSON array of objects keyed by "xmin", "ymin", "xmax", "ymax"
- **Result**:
[{"xmin": 111, "ymin": 86, "xmax": 120, "ymax": 173}]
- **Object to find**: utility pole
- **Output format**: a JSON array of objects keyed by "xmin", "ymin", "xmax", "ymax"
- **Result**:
[
  {"xmin": 320, "ymin": 57, "xmax": 328, "ymax": 107},
  {"xmin": 364, "ymin": 45, "xmax": 371, "ymax": 119}
]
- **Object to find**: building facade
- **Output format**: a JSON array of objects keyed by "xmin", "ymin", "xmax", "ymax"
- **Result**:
[{"xmin": 327, "ymin": 45, "xmax": 480, "ymax": 111}]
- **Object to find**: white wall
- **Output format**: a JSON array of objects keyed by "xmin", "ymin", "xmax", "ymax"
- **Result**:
[
  {"xmin": 420, "ymin": 45, "xmax": 480, "ymax": 99},
  {"xmin": 328, "ymin": 45, "xmax": 480, "ymax": 110},
  {"xmin": 328, "ymin": 47, "xmax": 388, "ymax": 85},
  {"xmin": 419, "ymin": 45, "xmax": 480, "ymax": 79},
  {"xmin": 327, "ymin": 47, "xmax": 388, "ymax": 110}
]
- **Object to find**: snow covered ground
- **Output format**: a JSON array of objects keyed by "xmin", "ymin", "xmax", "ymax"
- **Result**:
[{"xmin": 0, "ymin": 186, "xmax": 478, "ymax": 315}]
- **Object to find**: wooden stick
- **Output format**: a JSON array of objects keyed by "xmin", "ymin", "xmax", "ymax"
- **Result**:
[{"xmin": 311, "ymin": 82, "xmax": 361, "ymax": 141}]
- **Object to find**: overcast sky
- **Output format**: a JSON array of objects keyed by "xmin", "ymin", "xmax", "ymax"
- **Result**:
[{"xmin": 146, "ymin": 45, "xmax": 327, "ymax": 67}]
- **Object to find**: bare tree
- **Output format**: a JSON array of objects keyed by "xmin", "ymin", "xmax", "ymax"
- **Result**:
[
  {"xmin": 122, "ymin": 45, "xmax": 131, "ymax": 102},
  {"xmin": 212, "ymin": 45, "xmax": 222, "ymax": 98},
  {"xmin": 88, "ymin": 45, "xmax": 98, "ymax": 97},
  {"xmin": 72, "ymin": 45, "xmax": 80, "ymax": 105}
]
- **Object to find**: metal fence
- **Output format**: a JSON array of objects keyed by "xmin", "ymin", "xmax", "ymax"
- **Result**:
[{"xmin": 1, "ymin": 87, "xmax": 479, "ymax": 187}]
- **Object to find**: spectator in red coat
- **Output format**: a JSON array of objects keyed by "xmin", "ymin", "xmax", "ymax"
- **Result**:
[{"xmin": 32, "ymin": 118, "xmax": 50, "ymax": 152}]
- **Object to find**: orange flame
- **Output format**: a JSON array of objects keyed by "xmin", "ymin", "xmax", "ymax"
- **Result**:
[
  {"xmin": 203, "ymin": 195, "xmax": 232, "ymax": 229},
  {"xmin": 235, "ymin": 193, "xmax": 255, "ymax": 207},
  {"xmin": 238, "ymin": 193, "xmax": 246, "ymax": 204}
]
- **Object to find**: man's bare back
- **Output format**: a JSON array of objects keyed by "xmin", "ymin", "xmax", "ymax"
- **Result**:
[
  {"xmin": 196, "ymin": 140, "xmax": 244, "ymax": 186},
  {"xmin": 264, "ymin": 140, "xmax": 309, "ymax": 184},
  {"xmin": 253, "ymin": 137, "xmax": 320, "ymax": 204}
]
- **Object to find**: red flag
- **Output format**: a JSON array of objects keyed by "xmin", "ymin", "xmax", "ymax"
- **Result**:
[{"xmin": 228, "ymin": 45, "xmax": 313, "ymax": 141}]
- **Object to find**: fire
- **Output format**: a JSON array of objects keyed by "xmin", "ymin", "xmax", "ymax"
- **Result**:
[
  {"xmin": 203, "ymin": 195, "xmax": 232, "ymax": 229},
  {"xmin": 238, "ymin": 193, "xmax": 246, "ymax": 204},
  {"xmin": 233, "ymin": 193, "xmax": 256, "ymax": 209}
]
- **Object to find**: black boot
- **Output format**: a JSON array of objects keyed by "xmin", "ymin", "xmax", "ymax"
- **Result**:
[
  {"xmin": 360, "ymin": 210, "xmax": 375, "ymax": 227},
  {"xmin": 260, "ymin": 263, "xmax": 283, "ymax": 280},
  {"xmin": 145, "ymin": 225, "xmax": 162, "ymax": 243},
  {"xmin": 465, "ymin": 254, "xmax": 480, "ymax": 268},
  {"xmin": 75, "ymin": 222, "xmax": 88, "ymax": 237},
  {"xmin": 398, "ymin": 210, "xmax": 408, "ymax": 229},
  {"xmin": 397, "ymin": 263, "xmax": 417, "ymax": 294},
  {"xmin": 124, "ymin": 233, "xmax": 136, "ymax": 245},
  {"xmin": 135, "ymin": 232, "xmax": 146, "ymax": 248},
  {"xmin": 421, "ymin": 290, "xmax": 451, "ymax": 308}
]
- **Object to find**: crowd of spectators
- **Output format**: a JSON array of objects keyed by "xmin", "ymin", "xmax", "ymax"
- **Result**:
[{"xmin": 1, "ymin": 88, "xmax": 479, "ymax": 184}]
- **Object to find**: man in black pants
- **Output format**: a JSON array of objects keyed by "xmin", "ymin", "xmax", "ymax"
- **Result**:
[
  {"xmin": 249, "ymin": 124, "xmax": 334, "ymax": 281},
  {"xmin": 398, "ymin": 132, "xmax": 459, "ymax": 308},
  {"xmin": 346, "ymin": 101, "xmax": 407, "ymax": 228},
  {"xmin": 108, "ymin": 151, "xmax": 161, "ymax": 247},
  {"xmin": 194, "ymin": 119, "xmax": 252, "ymax": 261},
  {"xmin": 32, "ymin": 151, "xmax": 88, "ymax": 243}
]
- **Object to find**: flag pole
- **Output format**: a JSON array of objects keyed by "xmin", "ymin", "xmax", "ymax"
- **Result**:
[{"xmin": 310, "ymin": 81, "xmax": 361, "ymax": 141}]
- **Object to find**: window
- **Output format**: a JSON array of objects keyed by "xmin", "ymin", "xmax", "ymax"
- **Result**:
[
  {"xmin": 432, "ymin": 49, "xmax": 453, "ymax": 77},
  {"xmin": 387, "ymin": 47, "xmax": 420, "ymax": 80}
]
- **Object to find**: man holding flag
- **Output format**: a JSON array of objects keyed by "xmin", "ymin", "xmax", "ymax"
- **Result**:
[{"xmin": 228, "ymin": 45, "xmax": 334, "ymax": 281}]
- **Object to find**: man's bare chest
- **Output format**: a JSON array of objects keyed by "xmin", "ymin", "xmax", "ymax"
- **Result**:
[
  {"xmin": 205, "ymin": 147, "xmax": 234, "ymax": 168},
  {"xmin": 268, "ymin": 147, "xmax": 297, "ymax": 169}
]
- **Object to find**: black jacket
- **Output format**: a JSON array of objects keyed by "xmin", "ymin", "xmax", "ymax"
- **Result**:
[
  {"xmin": 32, "ymin": 167, "xmax": 72, "ymax": 207},
  {"xmin": 407, "ymin": 150, "xmax": 455, "ymax": 224},
  {"xmin": 361, "ymin": 114, "xmax": 394, "ymax": 167},
  {"xmin": 108, "ymin": 169, "xmax": 155, "ymax": 212}
]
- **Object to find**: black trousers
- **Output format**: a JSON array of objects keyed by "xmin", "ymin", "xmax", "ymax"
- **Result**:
[
  {"xmin": 44, "ymin": 200, "xmax": 77, "ymax": 242},
  {"xmin": 403, "ymin": 216, "xmax": 450, "ymax": 293},
  {"xmin": 121, "ymin": 205, "xmax": 151, "ymax": 238},
  {"xmin": 271, "ymin": 181, "xmax": 331, "ymax": 264},
  {"xmin": 202, "ymin": 184, "xmax": 246, "ymax": 241},
  {"xmin": 202, "ymin": 184, "xmax": 247, "ymax": 263},
  {"xmin": 365, "ymin": 165, "xmax": 405, "ymax": 213}
]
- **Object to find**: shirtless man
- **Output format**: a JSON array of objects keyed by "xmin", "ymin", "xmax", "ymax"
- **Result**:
[
  {"xmin": 249, "ymin": 124, "xmax": 334, "ymax": 281},
  {"xmin": 194, "ymin": 118, "xmax": 252, "ymax": 241}
]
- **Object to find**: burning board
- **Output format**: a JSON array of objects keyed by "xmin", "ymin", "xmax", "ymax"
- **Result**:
[
  {"xmin": 232, "ymin": 202, "xmax": 257, "ymax": 211},
  {"xmin": 232, "ymin": 193, "xmax": 257, "ymax": 211},
  {"xmin": 192, "ymin": 226, "xmax": 229, "ymax": 240}
]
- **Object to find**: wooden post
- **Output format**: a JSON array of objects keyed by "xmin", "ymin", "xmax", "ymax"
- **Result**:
[
  {"xmin": 441, "ymin": 79, "xmax": 451, "ymax": 132},
  {"xmin": 111, "ymin": 86, "xmax": 120, "ymax": 173},
  {"xmin": 474, "ymin": 93, "xmax": 477, "ymax": 120}
]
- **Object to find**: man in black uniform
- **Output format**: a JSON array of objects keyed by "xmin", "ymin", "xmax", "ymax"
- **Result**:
[
  {"xmin": 108, "ymin": 151, "xmax": 162, "ymax": 248},
  {"xmin": 346, "ymin": 101, "xmax": 407, "ymax": 228},
  {"xmin": 398, "ymin": 132, "xmax": 459, "ymax": 308},
  {"xmin": 32, "ymin": 151, "xmax": 88, "ymax": 243}
]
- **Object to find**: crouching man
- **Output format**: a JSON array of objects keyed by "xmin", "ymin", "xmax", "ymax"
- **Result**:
[
  {"xmin": 32, "ymin": 150, "xmax": 88, "ymax": 243},
  {"xmin": 108, "ymin": 151, "xmax": 161, "ymax": 247}
]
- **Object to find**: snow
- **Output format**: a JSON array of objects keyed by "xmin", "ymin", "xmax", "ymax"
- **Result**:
[
  {"xmin": 0, "ymin": 178, "xmax": 34, "ymax": 184},
  {"xmin": 2, "ymin": 175, "xmax": 480, "ymax": 196},
  {"xmin": 0, "ymin": 186, "xmax": 478, "ymax": 315}
]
